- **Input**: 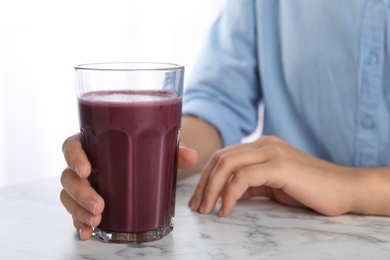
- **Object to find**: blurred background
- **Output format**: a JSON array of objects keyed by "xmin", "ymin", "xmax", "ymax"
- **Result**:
[{"xmin": 0, "ymin": 0, "xmax": 226, "ymax": 188}]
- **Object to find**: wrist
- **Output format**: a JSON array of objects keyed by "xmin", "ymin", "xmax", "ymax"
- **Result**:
[{"xmin": 347, "ymin": 167, "xmax": 390, "ymax": 215}]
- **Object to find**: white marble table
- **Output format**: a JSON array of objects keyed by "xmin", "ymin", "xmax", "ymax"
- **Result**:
[{"xmin": 1, "ymin": 174, "xmax": 390, "ymax": 259}]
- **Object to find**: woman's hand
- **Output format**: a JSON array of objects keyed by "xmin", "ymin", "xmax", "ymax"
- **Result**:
[
  {"xmin": 189, "ymin": 136, "xmax": 356, "ymax": 217},
  {"xmin": 60, "ymin": 133, "xmax": 198, "ymax": 240}
]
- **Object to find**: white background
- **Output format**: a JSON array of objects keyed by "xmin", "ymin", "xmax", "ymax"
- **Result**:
[{"xmin": 0, "ymin": 0, "xmax": 227, "ymax": 188}]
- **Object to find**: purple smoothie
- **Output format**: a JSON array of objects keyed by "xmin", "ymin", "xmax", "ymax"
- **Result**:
[{"xmin": 78, "ymin": 90, "xmax": 182, "ymax": 234}]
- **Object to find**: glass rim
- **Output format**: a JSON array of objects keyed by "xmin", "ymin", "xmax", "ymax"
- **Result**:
[{"xmin": 74, "ymin": 62, "xmax": 184, "ymax": 71}]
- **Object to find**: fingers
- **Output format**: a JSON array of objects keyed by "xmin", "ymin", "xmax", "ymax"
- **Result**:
[
  {"xmin": 178, "ymin": 145, "xmax": 198, "ymax": 169},
  {"xmin": 218, "ymin": 164, "xmax": 269, "ymax": 216},
  {"xmin": 188, "ymin": 135, "xmax": 323, "ymax": 217},
  {"xmin": 61, "ymin": 167, "xmax": 105, "ymax": 215},
  {"xmin": 60, "ymin": 167, "xmax": 105, "ymax": 237},
  {"xmin": 62, "ymin": 133, "xmax": 97, "ymax": 240},
  {"xmin": 62, "ymin": 133, "xmax": 91, "ymax": 179},
  {"xmin": 188, "ymin": 147, "xmax": 235, "ymax": 211},
  {"xmin": 188, "ymin": 165, "xmax": 213, "ymax": 211},
  {"xmin": 73, "ymin": 217, "xmax": 94, "ymax": 240},
  {"xmin": 189, "ymin": 147, "xmax": 271, "ymax": 213}
]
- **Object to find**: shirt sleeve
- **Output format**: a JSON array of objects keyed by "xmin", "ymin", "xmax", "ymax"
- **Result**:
[{"xmin": 182, "ymin": 0, "xmax": 262, "ymax": 147}]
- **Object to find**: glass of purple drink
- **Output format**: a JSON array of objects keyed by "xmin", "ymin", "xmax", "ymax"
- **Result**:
[{"xmin": 74, "ymin": 62, "xmax": 184, "ymax": 243}]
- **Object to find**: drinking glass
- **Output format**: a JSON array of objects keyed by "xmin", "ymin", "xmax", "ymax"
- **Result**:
[{"xmin": 74, "ymin": 62, "xmax": 184, "ymax": 243}]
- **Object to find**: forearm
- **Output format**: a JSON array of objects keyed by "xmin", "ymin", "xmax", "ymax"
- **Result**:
[
  {"xmin": 179, "ymin": 115, "xmax": 223, "ymax": 178},
  {"xmin": 350, "ymin": 167, "xmax": 390, "ymax": 216}
]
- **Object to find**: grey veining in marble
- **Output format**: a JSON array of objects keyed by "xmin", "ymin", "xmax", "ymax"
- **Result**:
[{"xmin": 1, "ymin": 175, "xmax": 390, "ymax": 259}]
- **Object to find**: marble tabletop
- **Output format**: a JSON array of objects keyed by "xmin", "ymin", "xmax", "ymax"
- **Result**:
[{"xmin": 1, "ymin": 174, "xmax": 390, "ymax": 260}]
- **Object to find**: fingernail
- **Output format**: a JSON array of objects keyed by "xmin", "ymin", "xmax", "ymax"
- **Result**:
[
  {"xmin": 75, "ymin": 164, "xmax": 83, "ymax": 178},
  {"xmin": 179, "ymin": 145, "xmax": 189, "ymax": 151},
  {"xmin": 87, "ymin": 199, "xmax": 97, "ymax": 215},
  {"xmin": 179, "ymin": 144, "xmax": 197, "ymax": 151},
  {"xmin": 84, "ymin": 212, "xmax": 94, "ymax": 226},
  {"xmin": 179, "ymin": 143, "xmax": 188, "ymax": 148},
  {"xmin": 79, "ymin": 223, "xmax": 84, "ymax": 240},
  {"xmin": 199, "ymin": 201, "xmax": 207, "ymax": 214},
  {"xmin": 189, "ymin": 196, "xmax": 197, "ymax": 211},
  {"xmin": 218, "ymin": 207, "xmax": 225, "ymax": 217}
]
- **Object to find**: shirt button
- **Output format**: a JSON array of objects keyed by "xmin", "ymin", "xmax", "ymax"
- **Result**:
[
  {"xmin": 366, "ymin": 51, "xmax": 379, "ymax": 64},
  {"xmin": 362, "ymin": 115, "xmax": 375, "ymax": 129}
]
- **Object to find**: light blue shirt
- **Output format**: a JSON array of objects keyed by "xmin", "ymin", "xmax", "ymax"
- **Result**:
[{"xmin": 182, "ymin": 0, "xmax": 390, "ymax": 167}]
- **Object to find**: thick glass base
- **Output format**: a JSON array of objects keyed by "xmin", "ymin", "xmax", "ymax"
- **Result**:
[{"xmin": 92, "ymin": 222, "xmax": 174, "ymax": 244}]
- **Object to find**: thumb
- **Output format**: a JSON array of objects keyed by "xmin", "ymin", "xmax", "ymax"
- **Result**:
[{"xmin": 178, "ymin": 144, "xmax": 198, "ymax": 169}]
